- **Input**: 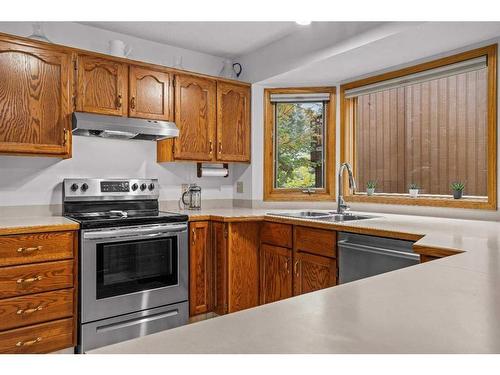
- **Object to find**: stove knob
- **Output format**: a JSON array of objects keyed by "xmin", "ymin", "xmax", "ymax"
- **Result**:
[
  {"xmin": 70, "ymin": 183, "xmax": 79, "ymax": 191},
  {"xmin": 140, "ymin": 183, "xmax": 147, "ymax": 191},
  {"xmin": 81, "ymin": 183, "xmax": 89, "ymax": 192},
  {"xmin": 131, "ymin": 183, "xmax": 138, "ymax": 191},
  {"xmin": 148, "ymin": 183, "xmax": 155, "ymax": 191}
]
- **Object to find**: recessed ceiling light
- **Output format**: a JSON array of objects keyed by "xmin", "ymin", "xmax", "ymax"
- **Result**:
[{"xmin": 295, "ymin": 21, "xmax": 311, "ymax": 26}]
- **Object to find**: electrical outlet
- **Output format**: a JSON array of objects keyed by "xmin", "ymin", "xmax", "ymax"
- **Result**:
[{"xmin": 236, "ymin": 181, "xmax": 244, "ymax": 193}]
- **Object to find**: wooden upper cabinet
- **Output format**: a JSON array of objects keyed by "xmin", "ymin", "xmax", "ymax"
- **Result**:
[
  {"xmin": 129, "ymin": 66, "xmax": 172, "ymax": 121},
  {"xmin": 0, "ymin": 38, "xmax": 72, "ymax": 157},
  {"xmin": 173, "ymin": 74, "xmax": 216, "ymax": 161},
  {"xmin": 293, "ymin": 252, "xmax": 336, "ymax": 296},
  {"xmin": 216, "ymin": 82, "xmax": 251, "ymax": 162},
  {"xmin": 76, "ymin": 54, "xmax": 128, "ymax": 116},
  {"xmin": 260, "ymin": 244, "xmax": 292, "ymax": 304}
]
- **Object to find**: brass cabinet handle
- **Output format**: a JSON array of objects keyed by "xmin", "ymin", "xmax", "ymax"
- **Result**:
[
  {"xmin": 130, "ymin": 96, "xmax": 136, "ymax": 109},
  {"xmin": 16, "ymin": 337, "xmax": 42, "ymax": 347},
  {"xmin": 192, "ymin": 228, "xmax": 196, "ymax": 244},
  {"xmin": 209, "ymin": 140, "xmax": 213, "ymax": 154},
  {"xmin": 218, "ymin": 141, "xmax": 222, "ymax": 154},
  {"xmin": 117, "ymin": 94, "xmax": 123, "ymax": 108},
  {"xmin": 17, "ymin": 246, "xmax": 42, "ymax": 254},
  {"xmin": 17, "ymin": 305, "xmax": 43, "ymax": 315},
  {"xmin": 285, "ymin": 259, "xmax": 289, "ymax": 274},
  {"xmin": 17, "ymin": 275, "xmax": 43, "ymax": 284},
  {"xmin": 294, "ymin": 260, "xmax": 299, "ymax": 276}
]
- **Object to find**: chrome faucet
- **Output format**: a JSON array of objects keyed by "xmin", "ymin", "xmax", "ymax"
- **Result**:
[{"xmin": 337, "ymin": 162, "xmax": 356, "ymax": 214}]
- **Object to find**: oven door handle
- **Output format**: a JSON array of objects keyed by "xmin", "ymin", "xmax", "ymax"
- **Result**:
[{"xmin": 83, "ymin": 223, "xmax": 187, "ymax": 240}]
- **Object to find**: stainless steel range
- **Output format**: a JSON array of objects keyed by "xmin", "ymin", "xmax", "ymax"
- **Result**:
[{"xmin": 63, "ymin": 178, "xmax": 189, "ymax": 353}]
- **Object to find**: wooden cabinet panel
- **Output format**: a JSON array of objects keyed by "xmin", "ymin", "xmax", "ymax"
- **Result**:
[
  {"xmin": 76, "ymin": 54, "xmax": 128, "ymax": 116},
  {"xmin": 293, "ymin": 252, "xmax": 336, "ymax": 296},
  {"xmin": 0, "ymin": 318, "xmax": 73, "ymax": 354},
  {"xmin": 295, "ymin": 226, "xmax": 337, "ymax": 258},
  {"xmin": 260, "ymin": 244, "xmax": 292, "ymax": 304},
  {"xmin": 261, "ymin": 222, "xmax": 293, "ymax": 248},
  {"xmin": 129, "ymin": 65, "xmax": 172, "ymax": 121},
  {"xmin": 0, "ymin": 231, "xmax": 74, "ymax": 267},
  {"xmin": 173, "ymin": 74, "xmax": 216, "ymax": 161},
  {"xmin": 0, "ymin": 38, "xmax": 72, "ymax": 156},
  {"xmin": 213, "ymin": 222, "xmax": 227, "ymax": 315},
  {"xmin": 216, "ymin": 82, "xmax": 251, "ymax": 162},
  {"xmin": 0, "ymin": 289, "xmax": 73, "ymax": 331},
  {"xmin": 227, "ymin": 222, "xmax": 260, "ymax": 313},
  {"xmin": 0, "ymin": 260, "xmax": 73, "ymax": 299},
  {"xmin": 189, "ymin": 221, "xmax": 213, "ymax": 316}
]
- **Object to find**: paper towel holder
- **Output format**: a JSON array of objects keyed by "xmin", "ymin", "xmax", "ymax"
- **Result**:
[{"xmin": 197, "ymin": 163, "xmax": 229, "ymax": 178}]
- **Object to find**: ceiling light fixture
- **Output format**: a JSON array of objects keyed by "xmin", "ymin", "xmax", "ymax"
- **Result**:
[{"xmin": 295, "ymin": 21, "xmax": 312, "ymax": 26}]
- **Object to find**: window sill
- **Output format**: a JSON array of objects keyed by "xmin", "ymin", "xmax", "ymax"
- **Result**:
[
  {"xmin": 345, "ymin": 193, "xmax": 494, "ymax": 210},
  {"xmin": 264, "ymin": 190, "xmax": 336, "ymax": 202}
]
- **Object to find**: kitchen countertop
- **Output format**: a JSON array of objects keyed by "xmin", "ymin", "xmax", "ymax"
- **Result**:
[
  {"xmin": 85, "ymin": 208, "xmax": 500, "ymax": 353},
  {"xmin": 0, "ymin": 216, "xmax": 79, "ymax": 235}
]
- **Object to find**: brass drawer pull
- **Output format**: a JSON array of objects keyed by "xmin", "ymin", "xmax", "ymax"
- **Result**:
[
  {"xmin": 117, "ymin": 94, "xmax": 123, "ymax": 108},
  {"xmin": 130, "ymin": 96, "xmax": 136, "ymax": 109},
  {"xmin": 17, "ymin": 246, "xmax": 42, "ymax": 254},
  {"xmin": 209, "ymin": 140, "xmax": 213, "ymax": 154},
  {"xmin": 17, "ymin": 305, "xmax": 43, "ymax": 315},
  {"xmin": 17, "ymin": 275, "xmax": 43, "ymax": 284},
  {"xmin": 16, "ymin": 337, "xmax": 42, "ymax": 347}
]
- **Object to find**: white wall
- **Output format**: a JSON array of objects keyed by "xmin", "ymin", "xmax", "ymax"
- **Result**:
[{"xmin": 0, "ymin": 22, "xmax": 233, "ymax": 208}]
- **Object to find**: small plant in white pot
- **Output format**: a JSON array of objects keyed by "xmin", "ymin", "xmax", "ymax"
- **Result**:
[
  {"xmin": 366, "ymin": 181, "xmax": 376, "ymax": 196},
  {"xmin": 408, "ymin": 183, "xmax": 419, "ymax": 198},
  {"xmin": 451, "ymin": 181, "xmax": 465, "ymax": 199}
]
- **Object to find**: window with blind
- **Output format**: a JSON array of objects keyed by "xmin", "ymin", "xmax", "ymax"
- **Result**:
[
  {"xmin": 341, "ymin": 45, "xmax": 497, "ymax": 209},
  {"xmin": 264, "ymin": 88, "xmax": 336, "ymax": 201}
]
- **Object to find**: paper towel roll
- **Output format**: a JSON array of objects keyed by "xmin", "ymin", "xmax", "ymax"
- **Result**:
[{"xmin": 200, "ymin": 167, "xmax": 229, "ymax": 177}]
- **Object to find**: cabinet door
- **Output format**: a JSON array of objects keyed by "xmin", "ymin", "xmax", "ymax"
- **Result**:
[
  {"xmin": 216, "ymin": 82, "xmax": 251, "ymax": 162},
  {"xmin": 173, "ymin": 74, "xmax": 216, "ymax": 161},
  {"xmin": 213, "ymin": 222, "xmax": 228, "ymax": 315},
  {"xmin": 76, "ymin": 54, "xmax": 128, "ymax": 116},
  {"xmin": 260, "ymin": 244, "xmax": 292, "ymax": 304},
  {"xmin": 189, "ymin": 221, "xmax": 213, "ymax": 316},
  {"xmin": 129, "ymin": 66, "xmax": 172, "ymax": 121},
  {"xmin": 227, "ymin": 222, "xmax": 260, "ymax": 313},
  {"xmin": 0, "ymin": 39, "xmax": 72, "ymax": 156},
  {"xmin": 293, "ymin": 252, "xmax": 336, "ymax": 296}
]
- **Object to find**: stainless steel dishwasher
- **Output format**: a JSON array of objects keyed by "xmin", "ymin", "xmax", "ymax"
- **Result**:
[{"xmin": 338, "ymin": 232, "xmax": 420, "ymax": 284}]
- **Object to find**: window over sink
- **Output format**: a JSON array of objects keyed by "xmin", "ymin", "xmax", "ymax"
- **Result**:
[
  {"xmin": 341, "ymin": 44, "xmax": 497, "ymax": 209},
  {"xmin": 264, "ymin": 87, "xmax": 336, "ymax": 201}
]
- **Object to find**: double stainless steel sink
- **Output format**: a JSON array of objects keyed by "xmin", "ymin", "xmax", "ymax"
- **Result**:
[{"xmin": 267, "ymin": 211, "xmax": 376, "ymax": 222}]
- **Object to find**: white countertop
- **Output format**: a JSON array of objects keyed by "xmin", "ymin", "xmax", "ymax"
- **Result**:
[{"xmin": 89, "ymin": 209, "xmax": 500, "ymax": 354}]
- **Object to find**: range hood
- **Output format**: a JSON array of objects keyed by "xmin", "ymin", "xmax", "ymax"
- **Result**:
[{"xmin": 72, "ymin": 112, "xmax": 179, "ymax": 141}]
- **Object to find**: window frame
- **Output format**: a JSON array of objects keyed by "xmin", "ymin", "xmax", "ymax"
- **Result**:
[
  {"xmin": 340, "ymin": 44, "xmax": 497, "ymax": 210},
  {"xmin": 264, "ymin": 87, "xmax": 336, "ymax": 201}
]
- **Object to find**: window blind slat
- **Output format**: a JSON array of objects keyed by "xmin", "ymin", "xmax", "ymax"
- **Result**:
[
  {"xmin": 344, "ymin": 56, "xmax": 487, "ymax": 99},
  {"xmin": 270, "ymin": 93, "xmax": 331, "ymax": 102}
]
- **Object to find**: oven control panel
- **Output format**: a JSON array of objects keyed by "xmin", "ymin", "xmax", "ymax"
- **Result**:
[{"xmin": 63, "ymin": 178, "xmax": 159, "ymax": 201}]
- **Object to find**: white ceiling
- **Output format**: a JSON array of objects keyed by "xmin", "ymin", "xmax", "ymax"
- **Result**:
[{"xmin": 80, "ymin": 22, "xmax": 300, "ymax": 58}]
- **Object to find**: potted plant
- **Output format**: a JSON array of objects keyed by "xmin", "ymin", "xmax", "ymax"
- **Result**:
[
  {"xmin": 366, "ymin": 181, "xmax": 376, "ymax": 196},
  {"xmin": 450, "ymin": 181, "xmax": 465, "ymax": 199},
  {"xmin": 408, "ymin": 183, "xmax": 419, "ymax": 198}
]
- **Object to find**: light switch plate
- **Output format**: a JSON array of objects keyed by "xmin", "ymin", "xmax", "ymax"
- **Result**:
[{"xmin": 236, "ymin": 181, "xmax": 244, "ymax": 193}]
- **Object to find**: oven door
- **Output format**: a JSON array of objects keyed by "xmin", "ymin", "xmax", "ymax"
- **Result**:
[{"xmin": 81, "ymin": 223, "xmax": 188, "ymax": 323}]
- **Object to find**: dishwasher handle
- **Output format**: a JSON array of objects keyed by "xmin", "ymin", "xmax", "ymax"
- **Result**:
[{"xmin": 338, "ymin": 240, "xmax": 420, "ymax": 261}]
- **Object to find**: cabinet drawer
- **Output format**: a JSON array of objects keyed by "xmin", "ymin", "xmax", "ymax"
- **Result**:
[
  {"xmin": 0, "ymin": 260, "xmax": 73, "ymax": 299},
  {"xmin": 0, "ymin": 318, "xmax": 73, "ymax": 354},
  {"xmin": 261, "ymin": 222, "xmax": 292, "ymax": 248},
  {"xmin": 0, "ymin": 231, "xmax": 74, "ymax": 267},
  {"xmin": 295, "ymin": 226, "xmax": 337, "ymax": 258},
  {"xmin": 0, "ymin": 289, "xmax": 73, "ymax": 331}
]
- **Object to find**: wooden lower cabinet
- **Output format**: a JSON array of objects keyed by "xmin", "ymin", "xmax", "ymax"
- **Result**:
[
  {"xmin": 214, "ymin": 221, "xmax": 261, "ymax": 315},
  {"xmin": 293, "ymin": 252, "xmax": 337, "ymax": 296},
  {"xmin": 0, "ymin": 229, "xmax": 77, "ymax": 354},
  {"xmin": 189, "ymin": 221, "xmax": 213, "ymax": 316},
  {"xmin": 260, "ymin": 244, "xmax": 292, "ymax": 304}
]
